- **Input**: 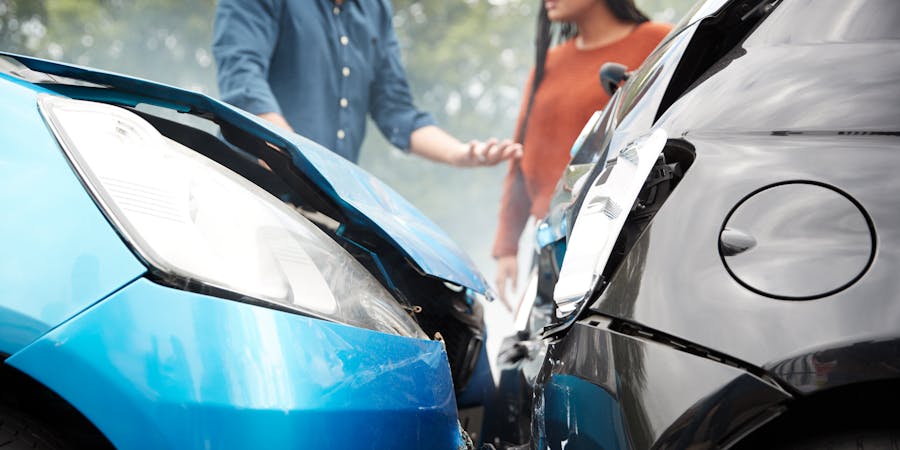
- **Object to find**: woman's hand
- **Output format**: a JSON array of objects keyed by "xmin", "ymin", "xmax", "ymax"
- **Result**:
[{"xmin": 495, "ymin": 255, "xmax": 519, "ymax": 312}]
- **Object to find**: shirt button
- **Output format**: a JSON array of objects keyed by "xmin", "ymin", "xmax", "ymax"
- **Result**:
[
  {"xmin": 333, "ymin": 6, "xmax": 340, "ymax": 15},
  {"xmin": 340, "ymin": 35, "xmax": 349, "ymax": 46},
  {"xmin": 340, "ymin": 98, "xmax": 349, "ymax": 108},
  {"xmin": 337, "ymin": 129, "xmax": 346, "ymax": 140},
  {"xmin": 342, "ymin": 67, "xmax": 351, "ymax": 77}
]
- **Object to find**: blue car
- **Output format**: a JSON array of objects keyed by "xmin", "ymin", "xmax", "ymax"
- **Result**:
[{"xmin": 0, "ymin": 52, "xmax": 494, "ymax": 449}]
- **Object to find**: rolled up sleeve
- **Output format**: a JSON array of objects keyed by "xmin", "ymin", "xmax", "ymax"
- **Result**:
[
  {"xmin": 368, "ymin": 2, "xmax": 436, "ymax": 152},
  {"xmin": 212, "ymin": 0, "xmax": 284, "ymax": 116}
]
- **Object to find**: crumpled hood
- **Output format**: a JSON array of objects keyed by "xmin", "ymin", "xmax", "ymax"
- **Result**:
[
  {"xmin": 283, "ymin": 133, "xmax": 490, "ymax": 293},
  {"xmin": 3, "ymin": 52, "xmax": 489, "ymax": 295}
]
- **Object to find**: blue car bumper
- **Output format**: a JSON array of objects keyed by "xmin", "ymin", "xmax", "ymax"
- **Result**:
[{"xmin": 8, "ymin": 278, "xmax": 464, "ymax": 449}]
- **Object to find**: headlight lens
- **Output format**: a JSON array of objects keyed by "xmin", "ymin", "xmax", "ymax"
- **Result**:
[{"xmin": 39, "ymin": 95, "xmax": 426, "ymax": 338}]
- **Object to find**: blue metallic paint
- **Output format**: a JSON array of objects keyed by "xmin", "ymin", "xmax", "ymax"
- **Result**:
[
  {"xmin": 0, "ymin": 74, "xmax": 146, "ymax": 355},
  {"xmin": 541, "ymin": 374, "xmax": 628, "ymax": 450},
  {"xmin": 8, "ymin": 278, "xmax": 464, "ymax": 449},
  {"xmin": 1, "ymin": 52, "xmax": 489, "ymax": 295},
  {"xmin": 1, "ymin": 56, "xmax": 481, "ymax": 448}
]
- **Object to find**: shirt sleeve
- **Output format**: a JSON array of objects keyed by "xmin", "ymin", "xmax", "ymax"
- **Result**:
[
  {"xmin": 212, "ymin": 0, "xmax": 284, "ymax": 116},
  {"xmin": 368, "ymin": 1, "xmax": 436, "ymax": 152}
]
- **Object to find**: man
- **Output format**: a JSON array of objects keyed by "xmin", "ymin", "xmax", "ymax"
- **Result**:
[{"xmin": 212, "ymin": 0, "xmax": 521, "ymax": 166}]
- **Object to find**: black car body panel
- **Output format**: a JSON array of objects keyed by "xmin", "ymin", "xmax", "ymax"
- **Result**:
[
  {"xmin": 534, "ymin": 316, "xmax": 789, "ymax": 449},
  {"xmin": 590, "ymin": 131, "xmax": 900, "ymax": 377},
  {"xmin": 491, "ymin": 0, "xmax": 900, "ymax": 448},
  {"xmin": 591, "ymin": 0, "xmax": 900, "ymax": 388}
]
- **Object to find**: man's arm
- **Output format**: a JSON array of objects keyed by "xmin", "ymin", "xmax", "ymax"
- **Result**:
[
  {"xmin": 368, "ymin": 2, "xmax": 520, "ymax": 166},
  {"xmin": 409, "ymin": 126, "xmax": 521, "ymax": 167},
  {"xmin": 212, "ymin": 0, "xmax": 286, "ymax": 127}
]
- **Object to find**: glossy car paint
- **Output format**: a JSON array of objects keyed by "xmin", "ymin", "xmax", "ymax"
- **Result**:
[
  {"xmin": 720, "ymin": 182, "xmax": 874, "ymax": 299},
  {"xmin": 0, "ymin": 73, "xmax": 146, "ymax": 355},
  {"xmin": 591, "ymin": 132, "xmax": 900, "ymax": 375},
  {"xmin": 527, "ymin": 19, "xmax": 701, "ymax": 323},
  {"xmin": 765, "ymin": 338, "xmax": 900, "ymax": 395},
  {"xmin": 3, "ymin": 55, "xmax": 492, "ymax": 404},
  {"xmin": 8, "ymin": 278, "xmax": 462, "ymax": 449},
  {"xmin": 495, "ymin": 0, "xmax": 900, "ymax": 448},
  {"xmin": 488, "ymin": 17, "xmax": 703, "ymax": 446},
  {"xmin": 1, "ymin": 57, "xmax": 476, "ymax": 447},
  {"xmin": 1, "ymin": 52, "xmax": 489, "ymax": 295},
  {"xmin": 533, "ymin": 317, "xmax": 789, "ymax": 449},
  {"xmin": 590, "ymin": 0, "xmax": 900, "ymax": 386}
]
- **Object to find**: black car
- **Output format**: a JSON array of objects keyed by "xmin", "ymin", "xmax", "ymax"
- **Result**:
[{"xmin": 489, "ymin": 0, "xmax": 900, "ymax": 448}]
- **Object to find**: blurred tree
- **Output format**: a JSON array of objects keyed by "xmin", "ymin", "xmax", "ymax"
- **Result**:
[
  {"xmin": 1, "ymin": 0, "xmax": 215, "ymax": 92},
  {"xmin": 1, "ymin": 0, "xmax": 698, "ymax": 279},
  {"xmin": 0, "ymin": 0, "xmax": 47, "ymax": 53}
]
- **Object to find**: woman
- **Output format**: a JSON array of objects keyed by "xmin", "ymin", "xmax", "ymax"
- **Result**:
[{"xmin": 492, "ymin": 0, "xmax": 671, "ymax": 308}]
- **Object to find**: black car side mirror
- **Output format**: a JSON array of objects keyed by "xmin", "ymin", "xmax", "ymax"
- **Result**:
[{"xmin": 599, "ymin": 62, "xmax": 629, "ymax": 96}]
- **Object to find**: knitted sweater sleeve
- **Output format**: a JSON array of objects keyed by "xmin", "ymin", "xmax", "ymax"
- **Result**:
[{"xmin": 492, "ymin": 69, "xmax": 535, "ymax": 258}]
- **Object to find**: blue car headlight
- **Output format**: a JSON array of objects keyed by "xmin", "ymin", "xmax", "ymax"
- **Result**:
[{"xmin": 38, "ymin": 95, "xmax": 426, "ymax": 338}]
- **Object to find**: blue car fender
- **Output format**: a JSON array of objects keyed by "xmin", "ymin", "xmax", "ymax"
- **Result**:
[
  {"xmin": 0, "ymin": 74, "xmax": 146, "ymax": 355},
  {"xmin": 7, "ymin": 278, "xmax": 465, "ymax": 449}
]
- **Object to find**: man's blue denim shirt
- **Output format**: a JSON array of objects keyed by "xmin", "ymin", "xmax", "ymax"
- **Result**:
[{"xmin": 213, "ymin": 0, "xmax": 435, "ymax": 163}]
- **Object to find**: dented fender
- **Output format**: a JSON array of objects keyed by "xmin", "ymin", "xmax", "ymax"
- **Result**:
[
  {"xmin": 7, "ymin": 278, "xmax": 465, "ymax": 449},
  {"xmin": 528, "ymin": 317, "xmax": 790, "ymax": 449}
]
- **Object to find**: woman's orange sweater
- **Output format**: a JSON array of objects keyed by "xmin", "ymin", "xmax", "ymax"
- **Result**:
[{"xmin": 492, "ymin": 21, "xmax": 672, "ymax": 258}]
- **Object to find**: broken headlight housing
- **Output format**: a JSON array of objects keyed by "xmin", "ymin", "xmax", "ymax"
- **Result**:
[{"xmin": 39, "ymin": 95, "xmax": 426, "ymax": 338}]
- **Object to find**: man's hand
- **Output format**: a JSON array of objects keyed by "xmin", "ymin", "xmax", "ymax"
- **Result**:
[
  {"xmin": 257, "ymin": 112, "xmax": 294, "ymax": 132},
  {"xmin": 495, "ymin": 254, "xmax": 519, "ymax": 312},
  {"xmin": 409, "ymin": 126, "xmax": 522, "ymax": 167},
  {"xmin": 457, "ymin": 138, "xmax": 522, "ymax": 167},
  {"xmin": 254, "ymin": 113, "xmax": 293, "ymax": 171}
]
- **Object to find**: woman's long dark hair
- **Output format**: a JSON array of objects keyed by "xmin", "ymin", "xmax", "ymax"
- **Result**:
[{"xmin": 516, "ymin": 0, "xmax": 650, "ymax": 144}]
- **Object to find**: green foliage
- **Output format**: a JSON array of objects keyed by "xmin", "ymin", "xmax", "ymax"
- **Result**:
[
  {"xmin": 1, "ymin": 0, "xmax": 215, "ymax": 92},
  {"xmin": 0, "ymin": 0, "xmax": 47, "ymax": 53},
  {"xmin": 1, "ymin": 0, "xmax": 698, "ymax": 278}
]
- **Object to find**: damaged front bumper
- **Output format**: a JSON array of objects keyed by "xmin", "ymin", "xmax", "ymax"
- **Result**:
[{"xmin": 7, "ymin": 278, "xmax": 469, "ymax": 449}]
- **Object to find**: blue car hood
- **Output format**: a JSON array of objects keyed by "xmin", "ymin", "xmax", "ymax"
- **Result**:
[{"xmin": 3, "ymin": 53, "xmax": 489, "ymax": 295}]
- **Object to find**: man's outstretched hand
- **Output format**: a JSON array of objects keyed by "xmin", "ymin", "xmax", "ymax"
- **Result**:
[
  {"xmin": 457, "ymin": 138, "xmax": 523, "ymax": 167},
  {"xmin": 409, "ymin": 126, "xmax": 522, "ymax": 167}
]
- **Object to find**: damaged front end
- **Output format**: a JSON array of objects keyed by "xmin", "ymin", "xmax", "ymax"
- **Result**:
[
  {"xmin": 1, "ymin": 52, "xmax": 492, "ymax": 447},
  {"xmin": 496, "ymin": 0, "xmax": 900, "ymax": 447},
  {"xmin": 488, "ymin": 11, "xmax": 701, "ymax": 446},
  {"xmin": 488, "ymin": 1, "xmax": 795, "ymax": 448}
]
